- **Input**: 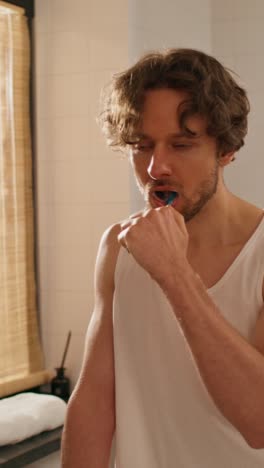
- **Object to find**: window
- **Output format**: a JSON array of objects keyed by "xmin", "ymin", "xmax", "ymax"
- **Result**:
[{"xmin": 0, "ymin": 0, "xmax": 50, "ymax": 397}]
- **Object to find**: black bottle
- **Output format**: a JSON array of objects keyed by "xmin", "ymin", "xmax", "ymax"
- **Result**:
[{"xmin": 51, "ymin": 367, "xmax": 70, "ymax": 402}]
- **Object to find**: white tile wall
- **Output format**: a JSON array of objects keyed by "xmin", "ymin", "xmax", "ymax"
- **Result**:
[
  {"xmin": 234, "ymin": 54, "xmax": 264, "ymax": 94},
  {"xmin": 211, "ymin": 0, "xmax": 235, "ymax": 20},
  {"xmin": 33, "ymin": 0, "xmax": 51, "ymax": 34},
  {"xmin": 49, "ymin": 32, "xmax": 90, "ymax": 75},
  {"xmin": 211, "ymin": 0, "xmax": 264, "ymax": 208},
  {"xmin": 36, "ymin": 203, "xmax": 56, "ymax": 247},
  {"xmin": 128, "ymin": 0, "xmax": 212, "ymax": 211},
  {"xmin": 128, "ymin": 1, "xmax": 212, "ymax": 62},
  {"xmin": 35, "ymin": 161, "xmax": 55, "ymax": 204},
  {"xmin": 49, "ymin": 0, "xmax": 91, "ymax": 34},
  {"xmin": 49, "ymin": 74, "xmax": 91, "ymax": 118},
  {"xmin": 232, "ymin": 0, "xmax": 264, "ymax": 20},
  {"xmin": 34, "ymin": 0, "xmax": 215, "ymax": 400},
  {"xmin": 34, "ymin": 32, "xmax": 50, "ymax": 77},
  {"xmin": 39, "ymin": 117, "xmax": 90, "ymax": 162},
  {"xmin": 34, "ymin": 0, "xmax": 215, "ymax": 388},
  {"xmin": 33, "ymin": 4, "xmax": 264, "ymax": 468},
  {"xmin": 89, "ymin": 0, "xmax": 128, "ymax": 36},
  {"xmin": 211, "ymin": 20, "xmax": 235, "ymax": 57},
  {"xmin": 35, "ymin": 0, "xmax": 264, "ymax": 403},
  {"xmin": 34, "ymin": 0, "xmax": 130, "ymax": 398}
]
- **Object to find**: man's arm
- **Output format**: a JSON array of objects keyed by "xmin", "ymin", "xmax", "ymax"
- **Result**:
[
  {"xmin": 61, "ymin": 224, "xmax": 121, "ymax": 468},
  {"xmin": 119, "ymin": 206, "xmax": 264, "ymax": 449},
  {"xmin": 162, "ymin": 267, "xmax": 264, "ymax": 449}
]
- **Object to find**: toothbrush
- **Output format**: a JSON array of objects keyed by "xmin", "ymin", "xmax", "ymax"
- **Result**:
[{"xmin": 166, "ymin": 192, "xmax": 177, "ymax": 205}]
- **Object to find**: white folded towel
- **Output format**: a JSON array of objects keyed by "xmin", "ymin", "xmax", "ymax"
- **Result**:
[{"xmin": 0, "ymin": 392, "xmax": 67, "ymax": 446}]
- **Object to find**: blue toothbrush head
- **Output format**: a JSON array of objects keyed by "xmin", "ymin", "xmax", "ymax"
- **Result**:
[{"xmin": 166, "ymin": 192, "xmax": 178, "ymax": 205}]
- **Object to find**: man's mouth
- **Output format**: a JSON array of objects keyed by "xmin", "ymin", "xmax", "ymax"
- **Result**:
[{"xmin": 153, "ymin": 190, "xmax": 179, "ymax": 205}]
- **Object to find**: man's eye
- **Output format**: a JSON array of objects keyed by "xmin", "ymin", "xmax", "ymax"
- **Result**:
[
  {"xmin": 172, "ymin": 143, "xmax": 192, "ymax": 149},
  {"xmin": 134, "ymin": 144, "xmax": 153, "ymax": 152}
]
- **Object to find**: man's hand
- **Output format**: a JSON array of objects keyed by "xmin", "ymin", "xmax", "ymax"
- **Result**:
[{"xmin": 118, "ymin": 206, "xmax": 189, "ymax": 285}]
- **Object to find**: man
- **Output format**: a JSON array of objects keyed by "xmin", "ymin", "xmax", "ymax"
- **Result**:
[{"xmin": 62, "ymin": 49, "xmax": 264, "ymax": 467}]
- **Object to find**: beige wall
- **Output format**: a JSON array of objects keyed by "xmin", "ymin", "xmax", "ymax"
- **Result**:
[
  {"xmin": 33, "ymin": 1, "xmax": 264, "ymax": 467},
  {"xmin": 34, "ymin": 0, "xmax": 130, "ymax": 386},
  {"xmin": 128, "ymin": 0, "xmax": 212, "ymax": 211},
  {"xmin": 34, "ymin": 0, "xmax": 264, "ymax": 391},
  {"xmin": 211, "ymin": 0, "xmax": 264, "ymax": 207}
]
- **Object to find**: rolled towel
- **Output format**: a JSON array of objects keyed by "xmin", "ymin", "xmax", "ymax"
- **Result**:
[{"xmin": 0, "ymin": 392, "xmax": 67, "ymax": 446}]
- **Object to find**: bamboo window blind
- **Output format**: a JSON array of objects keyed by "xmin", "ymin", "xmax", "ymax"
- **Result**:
[{"xmin": 0, "ymin": 1, "xmax": 51, "ymax": 398}]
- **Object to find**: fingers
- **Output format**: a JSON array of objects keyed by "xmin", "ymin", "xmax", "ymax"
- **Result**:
[
  {"xmin": 120, "ymin": 206, "xmax": 182, "ymax": 232},
  {"xmin": 119, "ymin": 215, "xmax": 141, "ymax": 252},
  {"xmin": 118, "ymin": 212, "xmax": 147, "ymax": 252},
  {"xmin": 120, "ymin": 209, "xmax": 148, "ymax": 230},
  {"xmin": 118, "ymin": 206, "xmax": 187, "ymax": 254}
]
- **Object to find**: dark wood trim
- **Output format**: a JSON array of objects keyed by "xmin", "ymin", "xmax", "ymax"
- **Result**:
[
  {"xmin": 0, "ymin": 427, "xmax": 62, "ymax": 467},
  {"xmin": 3, "ymin": 0, "xmax": 34, "ymax": 18}
]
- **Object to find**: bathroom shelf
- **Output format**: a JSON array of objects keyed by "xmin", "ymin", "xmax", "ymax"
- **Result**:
[{"xmin": 0, "ymin": 426, "xmax": 62, "ymax": 467}]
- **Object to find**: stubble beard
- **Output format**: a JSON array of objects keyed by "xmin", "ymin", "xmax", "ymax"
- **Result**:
[
  {"xmin": 179, "ymin": 160, "xmax": 220, "ymax": 222},
  {"xmin": 137, "ymin": 159, "xmax": 220, "ymax": 222}
]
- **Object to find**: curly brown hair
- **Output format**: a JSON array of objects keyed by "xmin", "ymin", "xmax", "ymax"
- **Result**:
[{"xmin": 98, "ymin": 48, "xmax": 250, "ymax": 156}]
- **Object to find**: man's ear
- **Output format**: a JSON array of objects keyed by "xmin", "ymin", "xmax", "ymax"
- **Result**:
[{"xmin": 218, "ymin": 151, "xmax": 236, "ymax": 167}]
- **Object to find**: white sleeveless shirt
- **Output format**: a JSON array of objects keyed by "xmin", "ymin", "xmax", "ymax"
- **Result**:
[{"xmin": 113, "ymin": 216, "xmax": 264, "ymax": 468}]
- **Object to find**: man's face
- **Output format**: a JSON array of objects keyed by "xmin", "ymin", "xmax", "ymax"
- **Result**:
[{"xmin": 129, "ymin": 88, "xmax": 221, "ymax": 222}]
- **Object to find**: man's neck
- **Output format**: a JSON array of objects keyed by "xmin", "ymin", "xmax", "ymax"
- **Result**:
[{"xmin": 186, "ymin": 189, "xmax": 260, "ymax": 250}]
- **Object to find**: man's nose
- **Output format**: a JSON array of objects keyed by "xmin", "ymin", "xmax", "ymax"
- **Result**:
[{"xmin": 147, "ymin": 146, "xmax": 173, "ymax": 180}]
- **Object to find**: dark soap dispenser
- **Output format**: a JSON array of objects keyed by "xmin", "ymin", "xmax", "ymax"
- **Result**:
[{"xmin": 51, "ymin": 331, "xmax": 71, "ymax": 402}]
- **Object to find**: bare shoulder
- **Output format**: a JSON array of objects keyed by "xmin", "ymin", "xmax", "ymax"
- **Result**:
[
  {"xmin": 94, "ymin": 211, "xmax": 142, "ymax": 303},
  {"xmin": 74, "ymin": 222, "xmax": 124, "ymax": 384},
  {"xmin": 231, "ymin": 198, "xmax": 264, "ymax": 246},
  {"xmin": 237, "ymin": 198, "xmax": 263, "ymax": 230},
  {"xmin": 94, "ymin": 221, "xmax": 124, "ymax": 298}
]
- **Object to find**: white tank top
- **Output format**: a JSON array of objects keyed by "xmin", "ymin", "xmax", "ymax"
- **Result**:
[{"xmin": 113, "ymin": 215, "xmax": 264, "ymax": 468}]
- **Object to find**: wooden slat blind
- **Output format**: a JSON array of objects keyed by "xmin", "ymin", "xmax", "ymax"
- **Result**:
[{"xmin": 0, "ymin": 1, "xmax": 52, "ymax": 398}]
